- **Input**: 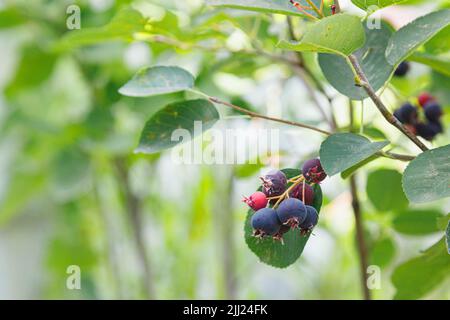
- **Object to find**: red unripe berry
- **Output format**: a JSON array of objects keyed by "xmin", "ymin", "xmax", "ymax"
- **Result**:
[
  {"xmin": 242, "ymin": 191, "xmax": 268, "ymax": 211},
  {"xmin": 418, "ymin": 93, "xmax": 435, "ymax": 108}
]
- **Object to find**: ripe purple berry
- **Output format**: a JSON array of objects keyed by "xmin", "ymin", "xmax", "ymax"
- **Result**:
[
  {"xmin": 276, "ymin": 198, "xmax": 307, "ymax": 229},
  {"xmin": 260, "ymin": 170, "xmax": 287, "ymax": 197},
  {"xmin": 242, "ymin": 191, "xmax": 268, "ymax": 211},
  {"xmin": 289, "ymin": 182, "xmax": 315, "ymax": 205},
  {"xmin": 423, "ymin": 102, "xmax": 443, "ymax": 122},
  {"xmin": 302, "ymin": 159, "xmax": 327, "ymax": 183},
  {"xmin": 393, "ymin": 103, "xmax": 418, "ymax": 125},
  {"xmin": 394, "ymin": 61, "xmax": 410, "ymax": 77},
  {"xmin": 299, "ymin": 205, "xmax": 319, "ymax": 234},
  {"xmin": 251, "ymin": 208, "xmax": 281, "ymax": 237}
]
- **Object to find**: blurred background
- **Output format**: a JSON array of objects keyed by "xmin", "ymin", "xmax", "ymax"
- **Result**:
[{"xmin": 0, "ymin": 0, "xmax": 449, "ymax": 299}]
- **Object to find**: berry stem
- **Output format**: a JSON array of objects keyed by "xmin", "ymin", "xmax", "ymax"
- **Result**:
[
  {"xmin": 304, "ymin": 0, "xmax": 324, "ymax": 18},
  {"xmin": 347, "ymin": 54, "xmax": 429, "ymax": 152},
  {"xmin": 273, "ymin": 176, "xmax": 305, "ymax": 209}
]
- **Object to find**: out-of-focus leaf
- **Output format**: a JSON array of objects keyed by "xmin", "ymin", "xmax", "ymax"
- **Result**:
[
  {"xmin": 277, "ymin": 14, "xmax": 365, "ymax": 56},
  {"xmin": 392, "ymin": 238, "xmax": 450, "ymax": 299},
  {"xmin": 5, "ymin": 46, "xmax": 57, "ymax": 97},
  {"xmin": 366, "ymin": 169, "xmax": 408, "ymax": 212},
  {"xmin": 119, "ymin": 66, "xmax": 195, "ymax": 97},
  {"xmin": 57, "ymin": 8, "xmax": 148, "ymax": 50},
  {"xmin": 408, "ymin": 52, "xmax": 450, "ymax": 77},
  {"xmin": 392, "ymin": 209, "xmax": 443, "ymax": 235},
  {"xmin": 0, "ymin": 7, "xmax": 27, "ymax": 28},
  {"xmin": 370, "ymin": 236, "xmax": 396, "ymax": 268},
  {"xmin": 351, "ymin": 0, "xmax": 408, "ymax": 11},
  {"xmin": 402, "ymin": 144, "xmax": 450, "ymax": 203},
  {"xmin": 320, "ymin": 133, "xmax": 389, "ymax": 176},
  {"xmin": 446, "ymin": 221, "xmax": 450, "ymax": 254}
]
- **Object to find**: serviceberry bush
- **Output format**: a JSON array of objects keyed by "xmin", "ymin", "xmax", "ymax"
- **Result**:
[{"xmin": 18, "ymin": 0, "xmax": 446, "ymax": 299}]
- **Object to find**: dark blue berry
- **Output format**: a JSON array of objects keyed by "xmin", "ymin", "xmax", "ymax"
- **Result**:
[
  {"xmin": 299, "ymin": 205, "xmax": 319, "ymax": 233},
  {"xmin": 276, "ymin": 198, "xmax": 307, "ymax": 229},
  {"xmin": 394, "ymin": 61, "xmax": 410, "ymax": 77},
  {"xmin": 393, "ymin": 103, "xmax": 418, "ymax": 125},
  {"xmin": 260, "ymin": 170, "xmax": 287, "ymax": 197},
  {"xmin": 423, "ymin": 102, "xmax": 443, "ymax": 122},
  {"xmin": 251, "ymin": 208, "xmax": 281, "ymax": 237},
  {"xmin": 415, "ymin": 122, "xmax": 437, "ymax": 141},
  {"xmin": 302, "ymin": 159, "xmax": 326, "ymax": 183}
]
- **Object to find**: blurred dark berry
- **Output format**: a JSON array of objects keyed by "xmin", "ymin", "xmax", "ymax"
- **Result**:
[
  {"xmin": 415, "ymin": 122, "xmax": 437, "ymax": 141},
  {"xmin": 428, "ymin": 121, "xmax": 443, "ymax": 135},
  {"xmin": 289, "ymin": 182, "xmax": 315, "ymax": 205},
  {"xmin": 394, "ymin": 61, "xmax": 410, "ymax": 77},
  {"xmin": 424, "ymin": 101, "xmax": 443, "ymax": 122},
  {"xmin": 393, "ymin": 103, "xmax": 418, "ymax": 125},
  {"xmin": 302, "ymin": 159, "xmax": 327, "ymax": 183},
  {"xmin": 260, "ymin": 170, "xmax": 287, "ymax": 197}
]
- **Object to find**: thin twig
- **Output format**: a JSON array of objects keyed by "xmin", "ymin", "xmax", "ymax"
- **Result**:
[
  {"xmin": 347, "ymin": 54, "xmax": 429, "ymax": 152},
  {"xmin": 349, "ymin": 99, "xmax": 371, "ymax": 301},
  {"xmin": 208, "ymin": 96, "xmax": 332, "ymax": 135}
]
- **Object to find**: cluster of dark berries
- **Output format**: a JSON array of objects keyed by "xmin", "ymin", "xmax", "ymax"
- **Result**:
[
  {"xmin": 394, "ymin": 61, "xmax": 410, "ymax": 77},
  {"xmin": 243, "ymin": 159, "xmax": 327, "ymax": 242},
  {"xmin": 393, "ymin": 92, "xmax": 445, "ymax": 141}
]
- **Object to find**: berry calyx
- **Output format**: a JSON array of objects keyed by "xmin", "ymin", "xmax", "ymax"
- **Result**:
[
  {"xmin": 289, "ymin": 182, "xmax": 315, "ymax": 205},
  {"xmin": 299, "ymin": 205, "xmax": 319, "ymax": 235},
  {"xmin": 302, "ymin": 159, "xmax": 326, "ymax": 183},
  {"xmin": 276, "ymin": 198, "xmax": 307, "ymax": 229},
  {"xmin": 242, "ymin": 191, "xmax": 268, "ymax": 211},
  {"xmin": 251, "ymin": 208, "xmax": 281, "ymax": 238},
  {"xmin": 272, "ymin": 224, "xmax": 290, "ymax": 243},
  {"xmin": 423, "ymin": 102, "xmax": 443, "ymax": 122},
  {"xmin": 418, "ymin": 92, "xmax": 435, "ymax": 108},
  {"xmin": 394, "ymin": 61, "xmax": 410, "ymax": 77},
  {"xmin": 393, "ymin": 103, "xmax": 418, "ymax": 125},
  {"xmin": 260, "ymin": 170, "xmax": 287, "ymax": 197}
]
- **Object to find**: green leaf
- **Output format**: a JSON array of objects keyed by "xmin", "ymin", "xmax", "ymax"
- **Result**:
[
  {"xmin": 366, "ymin": 169, "xmax": 408, "ymax": 212},
  {"xmin": 392, "ymin": 209, "xmax": 443, "ymax": 235},
  {"xmin": 136, "ymin": 99, "xmax": 219, "ymax": 154},
  {"xmin": 341, "ymin": 154, "xmax": 380, "ymax": 179},
  {"xmin": 57, "ymin": 8, "xmax": 148, "ymax": 50},
  {"xmin": 370, "ymin": 237, "xmax": 396, "ymax": 268},
  {"xmin": 386, "ymin": 10, "xmax": 450, "ymax": 65},
  {"xmin": 206, "ymin": 0, "xmax": 322, "ymax": 18},
  {"xmin": 392, "ymin": 238, "xmax": 450, "ymax": 299},
  {"xmin": 424, "ymin": 26, "xmax": 450, "ymax": 54},
  {"xmin": 0, "ymin": 7, "xmax": 27, "ymax": 29},
  {"xmin": 351, "ymin": 0, "xmax": 408, "ymax": 11},
  {"xmin": 119, "ymin": 66, "xmax": 195, "ymax": 97},
  {"xmin": 277, "ymin": 14, "xmax": 365, "ymax": 56},
  {"xmin": 319, "ymin": 133, "xmax": 389, "ymax": 176},
  {"xmin": 244, "ymin": 169, "xmax": 323, "ymax": 268},
  {"xmin": 402, "ymin": 144, "xmax": 450, "ymax": 203},
  {"xmin": 408, "ymin": 52, "xmax": 450, "ymax": 77},
  {"xmin": 319, "ymin": 21, "xmax": 394, "ymax": 100}
]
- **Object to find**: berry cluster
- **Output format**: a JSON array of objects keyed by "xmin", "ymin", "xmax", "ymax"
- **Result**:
[
  {"xmin": 393, "ymin": 93, "xmax": 445, "ymax": 141},
  {"xmin": 243, "ymin": 159, "xmax": 327, "ymax": 242}
]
